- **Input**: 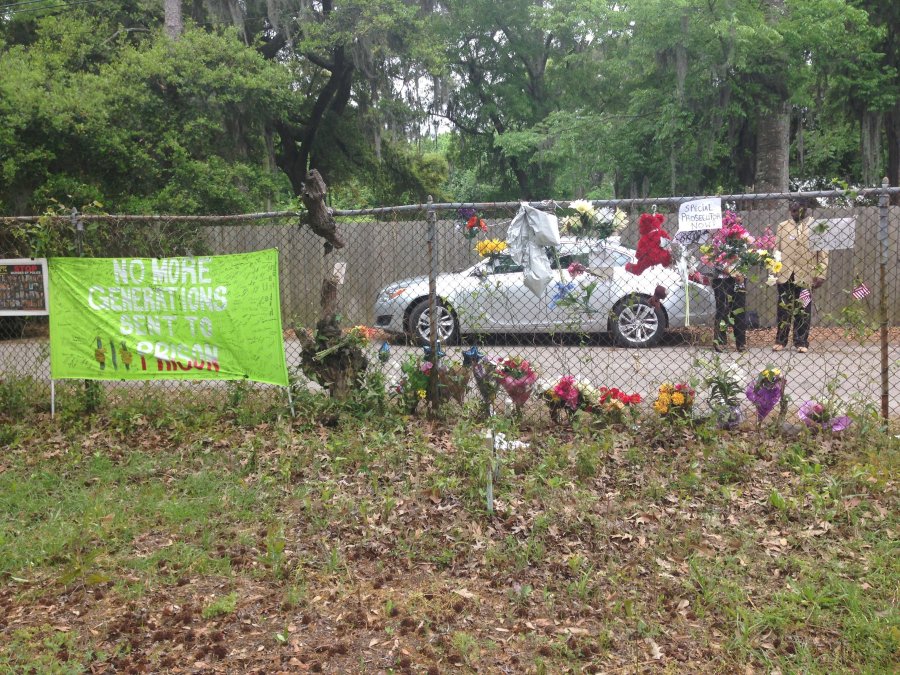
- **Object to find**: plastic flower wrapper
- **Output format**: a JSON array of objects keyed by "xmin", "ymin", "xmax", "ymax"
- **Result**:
[
  {"xmin": 377, "ymin": 341, "xmax": 391, "ymax": 363},
  {"xmin": 473, "ymin": 358, "xmax": 501, "ymax": 407},
  {"xmin": 497, "ymin": 356, "xmax": 538, "ymax": 408},
  {"xmin": 745, "ymin": 367, "xmax": 784, "ymax": 422},
  {"xmin": 798, "ymin": 400, "xmax": 851, "ymax": 432}
]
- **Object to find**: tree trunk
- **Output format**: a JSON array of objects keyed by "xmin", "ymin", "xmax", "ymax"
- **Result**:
[
  {"xmin": 754, "ymin": 100, "xmax": 790, "ymax": 193},
  {"xmin": 164, "ymin": 0, "xmax": 182, "ymax": 40},
  {"xmin": 861, "ymin": 111, "xmax": 883, "ymax": 187},
  {"xmin": 301, "ymin": 169, "xmax": 345, "ymax": 253}
]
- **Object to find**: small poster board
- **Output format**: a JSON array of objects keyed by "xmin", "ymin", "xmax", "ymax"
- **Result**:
[
  {"xmin": 678, "ymin": 198, "xmax": 722, "ymax": 233},
  {"xmin": 0, "ymin": 258, "xmax": 49, "ymax": 316},
  {"xmin": 808, "ymin": 217, "xmax": 856, "ymax": 251}
]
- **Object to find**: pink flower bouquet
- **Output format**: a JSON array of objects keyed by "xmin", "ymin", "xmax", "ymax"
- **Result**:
[{"xmin": 497, "ymin": 356, "xmax": 538, "ymax": 408}]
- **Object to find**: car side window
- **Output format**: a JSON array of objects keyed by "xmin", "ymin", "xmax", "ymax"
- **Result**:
[
  {"xmin": 591, "ymin": 249, "xmax": 632, "ymax": 268},
  {"xmin": 555, "ymin": 252, "xmax": 590, "ymax": 270},
  {"xmin": 490, "ymin": 255, "xmax": 524, "ymax": 274}
]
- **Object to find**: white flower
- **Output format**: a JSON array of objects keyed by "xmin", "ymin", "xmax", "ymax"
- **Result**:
[
  {"xmin": 570, "ymin": 199, "xmax": 596, "ymax": 218},
  {"xmin": 613, "ymin": 207, "xmax": 628, "ymax": 232},
  {"xmin": 766, "ymin": 274, "xmax": 778, "ymax": 286}
]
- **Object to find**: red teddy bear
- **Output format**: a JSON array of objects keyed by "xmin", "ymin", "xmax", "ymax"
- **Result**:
[{"xmin": 625, "ymin": 212, "xmax": 672, "ymax": 275}]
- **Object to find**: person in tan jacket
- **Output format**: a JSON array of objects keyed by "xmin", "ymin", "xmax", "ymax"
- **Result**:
[{"xmin": 773, "ymin": 200, "xmax": 828, "ymax": 352}]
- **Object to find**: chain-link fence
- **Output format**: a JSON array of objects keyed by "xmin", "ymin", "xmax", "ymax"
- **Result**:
[{"xmin": 2, "ymin": 186, "xmax": 899, "ymax": 423}]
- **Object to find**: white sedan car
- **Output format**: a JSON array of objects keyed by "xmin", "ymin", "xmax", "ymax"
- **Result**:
[{"xmin": 373, "ymin": 238, "xmax": 714, "ymax": 348}]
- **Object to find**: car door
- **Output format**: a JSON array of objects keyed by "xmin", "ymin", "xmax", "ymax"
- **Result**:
[
  {"xmin": 478, "ymin": 254, "xmax": 550, "ymax": 331},
  {"xmin": 546, "ymin": 244, "xmax": 630, "ymax": 332}
]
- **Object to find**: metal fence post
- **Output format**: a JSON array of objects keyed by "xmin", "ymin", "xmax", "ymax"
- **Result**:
[
  {"xmin": 878, "ymin": 177, "xmax": 890, "ymax": 421},
  {"xmin": 426, "ymin": 196, "xmax": 440, "ymax": 415},
  {"xmin": 71, "ymin": 207, "xmax": 83, "ymax": 256}
]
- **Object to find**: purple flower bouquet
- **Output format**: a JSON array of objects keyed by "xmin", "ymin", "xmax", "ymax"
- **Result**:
[
  {"xmin": 746, "ymin": 367, "xmax": 784, "ymax": 422},
  {"xmin": 798, "ymin": 401, "xmax": 851, "ymax": 432}
]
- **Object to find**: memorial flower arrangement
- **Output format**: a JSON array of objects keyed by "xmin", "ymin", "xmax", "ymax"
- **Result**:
[
  {"xmin": 702, "ymin": 358, "xmax": 745, "ymax": 429},
  {"xmin": 464, "ymin": 347, "xmax": 502, "ymax": 410},
  {"xmin": 496, "ymin": 356, "xmax": 538, "ymax": 410},
  {"xmin": 560, "ymin": 200, "xmax": 625, "ymax": 240},
  {"xmin": 458, "ymin": 207, "xmax": 488, "ymax": 239},
  {"xmin": 798, "ymin": 400, "xmax": 852, "ymax": 433},
  {"xmin": 592, "ymin": 386, "xmax": 642, "ymax": 424},
  {"xmin": 745, "ymin": 366, "xmax": 784, "ymax": 422},
  {"xmin": 653, "ymin": 382, "xmax": 695, "ymax": 418},
  {"xmin": 542, "ymin": 375, "xmax": 599, "ymax": 420},
  {"xmin": 395, "ymin": 353, "xmax": 434, "ymax": 412},
  {"xmin": 699, "ymin": 211, "xmax": 780, "ymax": 278},
  {"xmin": 475, "ymin": 239, "xmax": 507, "ymax": 257}
]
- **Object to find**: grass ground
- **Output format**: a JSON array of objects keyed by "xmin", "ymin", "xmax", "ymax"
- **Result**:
[{"xmin": 0, "ymin": 379, "xmax": 897, "ymax": 673}]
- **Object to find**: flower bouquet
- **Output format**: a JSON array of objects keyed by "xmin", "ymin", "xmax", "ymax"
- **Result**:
[
  {"xmin": 703, "ymin": 358, "xmax": 745, "ymax": 429},
  {"xmin": 745, "ymin": 366, "xmax": 784, "ymax": 423},
  {"xmin": 459, "ymin": 207, "xmax": 487, "ymax": 240},
  {"xmin": 475, "ymin": 239, "xmax": 507, "ymax": 257},
  {"xmin": 653, "ymin": 382, "xmax": 695, "ymax": 419},
  {"xmin": 395, "ymin": 354, "xmax": 431, "ymax": 413},
  {"xmin": 541, "ymin": 375, "xmax": 599, "ymax": 422},
  {"xmin": 497, "ymin": 356, "xmax": 538, "ymax": 410},
  {"xmin": 438, "ymin": 361, "xmax": 471, "ymax": 405},
  {"xmin": 699, "ymin": 211, "xmax": 780, "ymax": 279},
  {"xmin": 798, "ymin": 400, "xmax": 851, "ymax": 433},
  {"xmin": 592, "ymin": 386, "xmax": 642, "ymax": 425},
  {"xmin": 560, "ymin": 200, "xmax": 624, "ymax": 240}
]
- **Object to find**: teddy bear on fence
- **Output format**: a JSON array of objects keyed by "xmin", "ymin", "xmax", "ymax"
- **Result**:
[{"xmin": 625, "ymin": 212, "xmax": 672, "ymax": 276}]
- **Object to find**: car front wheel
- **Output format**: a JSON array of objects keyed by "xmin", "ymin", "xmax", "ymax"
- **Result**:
[
  {"xmin": 612, "ymin": 295, "xmax": 665, "ymax": 348},
  {"xmin": 407, "ymin": 299, "xmax": 458, "ymax": 346}
]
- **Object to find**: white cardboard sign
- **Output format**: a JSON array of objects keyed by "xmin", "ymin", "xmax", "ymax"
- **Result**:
[
  {"xmin": 678, "ymin": 198, "xmax": 722, "ymax": 233},
  {"xmin": 808, "ymin": 217, "xmax": 856, "ymax": 251}
]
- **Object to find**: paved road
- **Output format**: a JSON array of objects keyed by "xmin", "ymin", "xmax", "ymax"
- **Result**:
[{"xmin": 3, "ymin": 335, "xmax": 899, "ymax": 415}]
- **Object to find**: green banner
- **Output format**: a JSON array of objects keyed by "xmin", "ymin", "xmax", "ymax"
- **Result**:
[{"xmin": 49, "ymin": 249, "xmax": 289, "ymax": 386}]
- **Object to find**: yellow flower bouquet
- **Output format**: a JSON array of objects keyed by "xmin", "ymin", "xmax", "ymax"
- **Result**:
[
  {"xmin": 475, "ymin": 239, "xmax": 507, "ymax": 257},
  {"xmin": 653, "ymin": 382, "xmax": 696, "ymax": 418}
]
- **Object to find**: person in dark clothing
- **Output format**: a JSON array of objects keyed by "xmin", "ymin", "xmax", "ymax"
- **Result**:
[{"xmin": 712, "ymin": 272, "xmax": 746, "ymax": 352}]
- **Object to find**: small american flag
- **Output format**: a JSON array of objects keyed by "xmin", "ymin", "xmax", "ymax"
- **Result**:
[
  {"xmin": 851, "ymin": 282, "xmax": 870, "ymax": 300},
  {"xmin": 799, "ymin": 288, "xmax": 812, "ymax": 308}
]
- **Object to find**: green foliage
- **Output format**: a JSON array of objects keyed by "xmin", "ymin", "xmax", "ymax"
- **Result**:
[
  {"xmin": 202, "ymin": 592, "xmax": 239, "ymax": 619},
  {"xmin": 1, "ymin": 0, "xmax": 897, "ymax": 213}
]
